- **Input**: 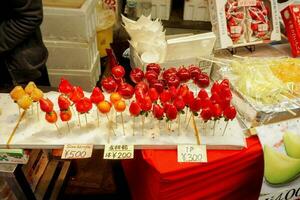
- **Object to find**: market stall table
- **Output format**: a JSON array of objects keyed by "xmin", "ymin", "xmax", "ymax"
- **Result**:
[{"xmin": 122, "ymin": 136, "xmax": 264, "ymax": 200}]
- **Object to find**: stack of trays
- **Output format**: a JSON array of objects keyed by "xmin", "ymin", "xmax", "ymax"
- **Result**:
[{"xmin": 41, "ymin": 0, "xmax": 100, "ymax": 91}]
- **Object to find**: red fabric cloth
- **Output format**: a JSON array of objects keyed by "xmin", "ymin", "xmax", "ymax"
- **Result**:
[{"xmin": 122, "ymin": 136, "xmax": 264, "ymax": 200}]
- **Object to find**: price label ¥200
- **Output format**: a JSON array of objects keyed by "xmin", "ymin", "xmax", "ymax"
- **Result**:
[
  {"xmin": 103, "ymin": 145, "xmax": 134, "ymax": 160},
  {"xmin": 177, "ymin": 145, "xmax": 207, "ymax": 163},
  {"xmin": 61, "ymin": 144, "xmax": 93, "ymax": 159}
]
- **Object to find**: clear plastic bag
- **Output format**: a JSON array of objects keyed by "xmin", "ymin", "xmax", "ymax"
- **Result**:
[{"xmin": 225, "ymin": 0, "xmax": 247, "ymax": 44}]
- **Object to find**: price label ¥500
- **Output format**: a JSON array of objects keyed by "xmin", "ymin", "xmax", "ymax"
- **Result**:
[
  {"xmin": 103, "ymin": 145, "xmax": 134, "ymax": 160},
  {"xmin": 61, "ymin": 144, "xmax": 93, "ymax": 159},
  {"xmin": 177, "ymin": 145, "xmax": 207, "ymax": 163}
]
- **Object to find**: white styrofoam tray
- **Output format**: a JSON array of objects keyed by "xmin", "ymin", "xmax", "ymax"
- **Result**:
[
  {"xmin": 0, "ymin": 92, "xmax": 246, "ymax": 150},
  {"xmin": 48, "ymin": 55, "xmax": 100, "ymax": 92},
  {"xmin": 41, "ymin": 0, "xmax": 97, "ymax": 42},
  {"xmin": 45, "ymin": 35, "xmax": 98, "ymax": 70}
]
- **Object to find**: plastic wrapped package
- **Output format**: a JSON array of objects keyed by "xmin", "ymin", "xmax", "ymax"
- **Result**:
[
  {"xmin": 225, "ymin": 0, "xmax": 246, "ymax": 44},
  {"xmin": 208, "ymin": 0, "xmax": 280, "ymax": 49},
  {"xmin": 246, "ymin": 0, "xmax": 272, "ymax": 42},
  {"xmin": 215, "ymin": 57, "xmax": 300, "ymax": 127}
]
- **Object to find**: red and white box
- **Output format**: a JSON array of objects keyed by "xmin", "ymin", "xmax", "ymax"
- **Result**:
[
  {"xmin": 281, "ymin": 4, "xmax": 300, "ymax": 57},
  {"xmin": 208, "ymin": 0, "xmax": 281, "ymax": 49}
]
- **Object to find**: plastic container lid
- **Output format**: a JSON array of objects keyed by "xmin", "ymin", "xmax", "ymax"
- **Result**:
[{"xmin": 141, "ymin": 51, "xmax": 160, "ymax": 64}]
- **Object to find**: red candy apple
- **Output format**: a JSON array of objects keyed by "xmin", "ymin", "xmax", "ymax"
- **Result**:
[
  {"xmin": 39, "ymin": 98, "xmax": 54, "ymax": 113},
  {"xmin": 159, "ymin": 90, "xmax": 172, "ymax": 103},
  {"xmin": 163, "ymin": 68, "xmax": 177, "ymax": 80},
  {"xmin": 152, "ymin": 104, "xmax": 164, "ymax": 120},
  {"xmin": 173, "ymin": 96, "xmax": 185, "ymax": 112},
  {"xmin": 101, "ymin": 77, "xmax": 118, "ymax": 93},
  {"xmin": 60, "ymin": 109, "xmax": 72, "ymax": 122},
  {"xmin": 129, "ymin": 101, "xmax": 141, "ymax": 116},
  {"xmin": 166, "ymin": 75, "xmax": 180, "ymax": 88},
  {"xmin": 148, "ymin": 88, "xmax": 159, "ymax": 102},
  {"xmin": 135, "ymin": 81, "xmax": 149, "ymax": 94},
  {"xmin": 69, "ymin": 86, "xmax": 84, "ymax": 103},
  {"xmin": 145, "ymin": 70, "xmax": 159, "ymax": 84},
  {"xmin": 111, "ymin": 65, "xmax": 125, "ymax": 79},
  {"xmin": 176, "ymin": 67, "xmax": 190, "ymax": 82},
  {"xmin": 58, "ymin": 94, "xmax": 71, "ymax": 111},
  {"xmin": 146, "ymin": 63, "xmax": 161, "ymax": 74},
  {"xmin": 165, "ymin": 104, "xmax": 177, "ymax": 121},
  {"xmin": 75, "ymin": 97, "xmax": 92, "ymax": 114},
  {"xmin": 151, "ymin": 80, "xmax": 165, "ymax": 94},
  {"xmin": 58, "ymin": 78, "xmax": 73, "ymax": 95},
  {"xmin": 130, "ymin": 68, "xmax": 144, "ymax": 83},
  {"xmin": 117, "ymin": 83, "xmax": 135, "ymax": 99},
  {"xmin": 223, "ymin": 106, "xmax": 237, "ymax": 120},
  {"xmin": 90, "ymin": 87, "xmax": 104, "ymax": 104}
]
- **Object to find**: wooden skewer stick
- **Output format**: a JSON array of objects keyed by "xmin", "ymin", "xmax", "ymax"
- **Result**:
[
  {"xmin": 96, "ymin": 110, "xmax": 100, "ymax": 127},
  {"xmin": 178, "ymin": 115, "xmax": 180, "ymax": 136},
  {"xmin": 283, "ymin": 106, "xmax": 297, "ymax": 116},
  {"xmin": 106, "ymin": 114, "xmax": 116, "ymax": 136},
  {"xmin": 222, "ymin": 121, "xmax": 229, "ymax": 136},
  {"xmin": 142, "ymin": 115, "xmax": 145, "ymax": 136},
  {"xmin": 281, "ymin": 94, "xmax": 300, "ymax": 107},
  {"xmin": 213, "ymin": 120, "xmax": 216, "ymax": 136},
  {"xmin": 186, "ymin": 113, "xmax": 193, "ymax": 129},
  {"xmin": 184, "ymin": 107, "xmax": 188, "ymax": 122},
  {"xmin": 17, "ymin": 104, "xmax": 20, "ymax": 115},
  {"xmin": 54, "ymin": 123, "xmax": 62, "ymax": 135},
  {"xmin": 77, "ymin": 113, "xmax": 81, "ymax": 128},
  {"xmin": 36, "ymin": 103, "xmax": 39, "ymax": 120},
  {"xmin": 198, "ymin": 56, "xmax": 227, "ymax": 65},
  {"xmin": 6, "ymin": 110, "xmax": 26, "ymax": 147},
  {"xmin": 71, "ymin": 105, "xmax": 75, "ymax": 115},
  {"xmin": 115, "ymin": 111, "xmax": 118, "ymax": 129},
  {"xmin": 121, "ymin": 112, "xmax": 125, "ymax": 136},
  {"xmin": 232, "ymin": 55, "xmax": 245, "ymax": 59},
  {"xmin": 67, "ymin": 122, "xmax": 71, "ymax": 133},
  {"xmin": 158, "ymin": 120, "xmax": 160, "ymax": 137},
  {"xmin": 132, "ymin": 117, "xmax": 135, "ymax": 136},
  {"xmin": 192, "ymin": 114, "xmax": 201, "ymax": 145},
  {"xmin": 84, "ymin": 113, "xmax": 88, "ymax": 126},
  {"xmin": 275, "ymin": 99, "xmax": 297, "ymax": 116},
  {"xmin": 31, "ymin": 105, "xmax": 34, "ymax": 115}
]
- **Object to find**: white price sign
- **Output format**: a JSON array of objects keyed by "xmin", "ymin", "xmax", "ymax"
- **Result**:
[
  {"xmin": 258, "ymin": 24, "xmax": 269, "ymax": 32},
  {"xmin": 103, "ymin": 145, "xmax": 134, "ymax": 160},
  {"xmin": 61, "ymin": 144, "xmax": 93, "ymax": 159},
  {"xmin": 177, "ymin": 145, "xmax": 207, "ymax": 163},
  {"xmin": 260, "ymin": 186, "xmax": 300, "ymax": 200},
  {"xmin": 230, "ymin": 26, "xmax": 242, "ymax": 34},
  {"xmin": 238, "ymin": 0, "xmax": 256, "ymax": 7}
]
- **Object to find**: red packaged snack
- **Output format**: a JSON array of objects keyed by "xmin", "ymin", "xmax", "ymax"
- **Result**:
[
  {"xmin": 225, "ymin": 0, "xmax": 246, "ymax": 44},
  {"xmin": 246, "ymin": 0, "xmax": 272, "ymax": 42},
  {"xmin": 281, "ymin": 4, "xmax": 300, "ymax": 57}
]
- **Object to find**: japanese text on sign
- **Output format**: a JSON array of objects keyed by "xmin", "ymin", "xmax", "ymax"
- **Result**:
[
  {"xmin": 61, "ymin": 144, "xmax": 93, "ymax": 159},
  {"xmin": 238, "ymin": 0, "xmax": 256, "ymax": 7},
  {"xmin": 103, "ymin": 145, "xmax": 134, "ymax": 159},
  {"xmin": 177, "ymin": 145, "xmax": 207, "ymax": 163}
]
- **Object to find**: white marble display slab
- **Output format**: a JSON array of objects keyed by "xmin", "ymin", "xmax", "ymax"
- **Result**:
[{"xmin": 0, "ymin": 92, "xmax": 246, "ymax": 149}]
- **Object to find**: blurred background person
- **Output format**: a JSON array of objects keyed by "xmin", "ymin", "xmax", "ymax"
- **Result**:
[{"xmin": 0, "ymin": 0, "xmax": 49, "ymax": 88}]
